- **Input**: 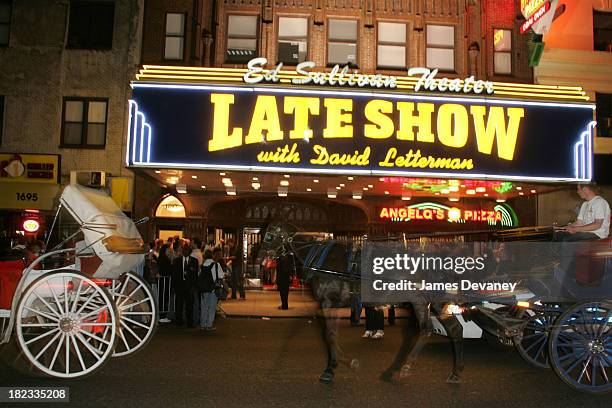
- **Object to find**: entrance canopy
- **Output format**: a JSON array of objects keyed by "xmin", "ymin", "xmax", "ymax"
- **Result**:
[{"xmin": 141, "ymin": 168, "xmax": 559, "ymax": 202}]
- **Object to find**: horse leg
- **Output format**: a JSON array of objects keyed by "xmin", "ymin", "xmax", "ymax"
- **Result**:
[
  {"xmin": 318, "ymin": 303, "xmax": 338, "ymax": 383},
  {"xmin": 437, "ymin": 313, "xmax": 465, "ymax": 383},
  {"xmin": 380, "ymin": 302, "xmax": 431, "ymax": 383}
]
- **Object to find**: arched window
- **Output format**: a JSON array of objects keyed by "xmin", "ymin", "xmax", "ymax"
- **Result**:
[{"xmin": 155, "ymin": 195, "xmax": 186, "ymax": 218}]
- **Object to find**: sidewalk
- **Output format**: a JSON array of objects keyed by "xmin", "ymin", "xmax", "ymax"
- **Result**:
[
  {"xmin": 219, "ymin": 290, "xmax": 404, "ymax": 319},
  {"xmin": 219, "ymin": 289, "xmax": 330, "ymax": 318}
]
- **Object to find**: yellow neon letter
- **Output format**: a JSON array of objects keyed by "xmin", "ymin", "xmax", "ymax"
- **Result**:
[
  {"xmin": 396, "ymin": 102, "xmax": 435, "ymax": 142},
  {"xmin": 437, "ymin": 104, "xmax": 468, "ymax": 148},
  {"xmin": 364, "ymin": 100, "xmax": 394, "ymax": 139},
  {"xmin": 323, "ymin": 98, "xmax": 353, "ymax": 138},
  {"xmin": 284, "ymin": 97, "xmax": 320, "ymax": 140},
  {"xmin": 471, "ymin": 106, "xmax": 524, "ymax": 160},
  {"xmin": 245, "ymin": 95, "xmax": 284, "ymax": 144},
  {"xmin": 209, "ymin": 93, "xmax": 243, "ymax": 152}
]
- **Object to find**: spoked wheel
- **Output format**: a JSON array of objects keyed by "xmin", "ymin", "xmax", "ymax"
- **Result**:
[
  {"xmin": 548, "ymin": 301, "xmax": 611, "ymax": 394},
  {"xmin": 514, "ymin": 305, "xmax": 562, "ymax": 369},
  {"xmin": 109, "ymin": 272, "xmax": 158, "ymax": 358},
  {"xmin": 15, "ymin": 271, "xmax": 118, "ymax": 378}
]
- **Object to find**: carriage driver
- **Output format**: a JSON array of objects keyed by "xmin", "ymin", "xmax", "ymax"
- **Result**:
[{"xmin": 555, "ymin": 183, "xmax": 610, "ymax": 242}]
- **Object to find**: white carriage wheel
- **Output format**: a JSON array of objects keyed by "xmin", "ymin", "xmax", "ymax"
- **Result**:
[
  {"xmin": 109, "ymin": 272, "xmax": 158, "ymax": 358},
  {"xmin": 15, "ymin": 271, "xmax": 118, "ymax": 379}
]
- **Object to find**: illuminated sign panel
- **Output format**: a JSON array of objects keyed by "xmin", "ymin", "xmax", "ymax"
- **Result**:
[
  {"xmin": 0, "ymin": 154, "xmax": 60, "ymax": 184},
  {"xmin": 127, "ymin": 84, "xmax": 594, "ymax": 182},
  {"xmin": 378, "ymin": 202, "xmax": 517, "ymax": 227}
]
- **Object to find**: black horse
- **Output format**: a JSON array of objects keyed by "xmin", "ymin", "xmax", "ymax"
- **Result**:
[{"xmin": 261, "ymin": 224, "xmax": 466, "ymax": 385}]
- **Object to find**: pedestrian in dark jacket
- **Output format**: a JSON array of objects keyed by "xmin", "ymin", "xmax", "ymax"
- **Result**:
[
  {"xmin": 276, "ymin": 247, "xmax": 294, "ymax": 310},
  {"xmin": 171, "ymin": 245, "xmax": 199, "ymax": 327}
]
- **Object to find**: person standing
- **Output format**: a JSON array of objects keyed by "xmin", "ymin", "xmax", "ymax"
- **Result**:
[
  {"xmin": 362, "ymin": 306, "xmax": 385, "ymax": 339},
  {"xmin": 227, "ymin": 238, "xmax": 246, "ymax": 300},
  {"xmin": 199, "ymin": 248, "xmax": 224, "ymax": 331},
  {"xmin": 191, "ymin": 238, "xmax": 204, "ymax": 267},
  {"xmin": 276, "ymin": 247, "xmax": 294, "ymax": 310},
  {"xmin": 172, "ymin": 245, "xmax": 199, "ymax": 328}
]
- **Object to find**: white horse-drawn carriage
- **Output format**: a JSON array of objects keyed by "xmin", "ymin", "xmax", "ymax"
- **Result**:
[{"xmin": 0, "ymin": 185, "xmax": 158, "ymax": 378}]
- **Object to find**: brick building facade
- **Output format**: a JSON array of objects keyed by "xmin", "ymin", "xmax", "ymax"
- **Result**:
[
  {"xmin": 141, "ymin": 0, "xmax": 533, "ymax": 84},
  {"xmin": 0, "ymin": 1, "xmax": 144, "ymax": 218}
]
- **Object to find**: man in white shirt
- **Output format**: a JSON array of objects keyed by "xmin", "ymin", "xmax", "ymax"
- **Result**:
[{"xmin": 556, "ymin": 184, "xmax": 610, "ymax": 241}]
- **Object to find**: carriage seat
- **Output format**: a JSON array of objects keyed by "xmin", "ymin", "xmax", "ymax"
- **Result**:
[
  {"xmin": 101, "ymin": 235, "xmax": 144, "ymax": 254},
  {"xmin": 0, "ymin": 258, "xmax": 26, "ymax": 310},
  {"xmin": 574, "ymin": 237, "xmax": 611, "ymax": 286}
]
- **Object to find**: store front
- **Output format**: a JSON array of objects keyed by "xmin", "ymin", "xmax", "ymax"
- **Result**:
[
  {"xmin": 126, "ymin": 60, "xmax": 595, "ymax": 277},
  {"xmin": 0, "ymin": 153, "xmax": 61, "ymax": 243}
]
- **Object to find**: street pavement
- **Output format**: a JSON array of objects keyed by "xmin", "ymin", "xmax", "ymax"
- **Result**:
[{"xmin": 0, "ymin": 317, "xmax": 609, "ymax": 408}]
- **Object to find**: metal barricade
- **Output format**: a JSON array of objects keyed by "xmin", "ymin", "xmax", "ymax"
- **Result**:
[{"xmin": 151, "ymin": 275, "xmax": 174, "ymax": 322}]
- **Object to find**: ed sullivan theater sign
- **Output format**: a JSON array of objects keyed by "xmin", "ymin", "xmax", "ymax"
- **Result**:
[{"xmin": 127, "ymin": 59, "xmax": 595, "ymax": 182}]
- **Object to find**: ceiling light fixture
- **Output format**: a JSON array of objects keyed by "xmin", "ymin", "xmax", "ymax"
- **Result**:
[
  {"xmin": 226, "ymin": 187, "xmax": 236, "ymax": 196},
  {"xmin": 278, "ymin": 186, "xmax": 288, "ymax": 197},
  {"xmin": 313, "ymin": 179, "xmax": 319, "ymax": 183},
  {"xmin": 280, "ymin": 180, "xmax": 289, "ymax": 186},
  {"xmin": 252, "ymin": 182, "xmax": 261, "ymax": 189},
  {"xmin": 191, "ymin": 175, "xmax": 197, "ymax": 179}
]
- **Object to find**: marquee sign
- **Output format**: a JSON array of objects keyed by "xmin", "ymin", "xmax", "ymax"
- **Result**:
[
  {"xmin": 378, "ymin": 202, "xmax": 517, "ymax": 227},
  {"xmin": 127, "ymin": 76, "xmax": 594, "ymax": 182}
]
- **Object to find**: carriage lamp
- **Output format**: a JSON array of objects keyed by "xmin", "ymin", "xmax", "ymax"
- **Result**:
[
  {"xmin": 443, "ymin": 303, "xmax": 465, "ymax": 315},
  {"xmin": 22, "ymin": 219, "xmax": 40, "ymax": 233}
]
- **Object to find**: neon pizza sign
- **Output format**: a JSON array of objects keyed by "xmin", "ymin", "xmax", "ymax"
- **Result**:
[{"xmin": 378, "ymin": 202, "xmax": 517, "ymax": 227}]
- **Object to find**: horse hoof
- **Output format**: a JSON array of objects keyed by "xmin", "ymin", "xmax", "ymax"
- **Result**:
[
  {"xmin": 319, "ymin": 371, "xmax": 334, "ymax": 384},
  {"xmin": 399, "ymin": 364, "xmax": 412, "ymax": 378},
  {"xmin": 350, "ymin": 359, "xmax": 360, "ymax": 370},
  {"xmin": 379, "ymin": 371, "xmax": 395, "ymax": 384},
  {"xmin": 446, "ymin": 373, "xmax": 461, "ymax": 384}
]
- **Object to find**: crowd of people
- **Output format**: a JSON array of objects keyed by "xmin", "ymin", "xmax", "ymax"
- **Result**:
[{"xmin": 144, "ymin": 236, "xmax": 245, "ymax": 331}]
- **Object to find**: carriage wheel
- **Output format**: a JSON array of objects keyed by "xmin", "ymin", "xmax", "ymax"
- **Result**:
[
  {"xmin": 548, "ymin": 301, "xmax": 611, "ymax": 394},
  {"xmin": 15, "ymin": 271, "xmax": 118, "ymax": 379},
  {"xmin": 514, "ymin": 306, "xmax": 562, "ymax": 369},
  {"xmin": 109, "ymin": 272, "xmax": 158, "ymax": 358}
]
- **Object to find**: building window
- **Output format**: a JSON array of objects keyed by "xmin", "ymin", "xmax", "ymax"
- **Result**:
[
  {"xmin": 493, "ymin": 29, "xmax": 512, "ymax": 75},
  {"xmin": 594, "ymin": 10, "xmax": 612, "ymax": 52},
  {"xmin": 596, "ymin": 93, "xmax": 612, "ymax": 137},
  {"xmin": 0, "ymin": 0, "xmax": 11, "ymax": 46},
  {"xmin": 328, "ymin": 19, "xmax": 357, "ymax": 66},
  {"xmin": 426, "ymin": 24, "xmax": 454, "ymax": 71},
  {"xmin": 377, "ymin": 22, "xmax": 407, "ymax": 69},
  {"xmin": 164, "ymin": 13, "xmax": 186, "ymax": 60},
  {"xmin": 61, "ymin": 98, "xmax": 108, "ymax": 148},
  {"xmin": 278, "ymin": 17, "xmax": 308, "ymax": 65},
  {"xmin": 67, "ymin": 1, "xmax": 115, "ymax": 49},
  {"xmin": 226, "ymin": 15, "xmax": 258, "ymax": 63}
]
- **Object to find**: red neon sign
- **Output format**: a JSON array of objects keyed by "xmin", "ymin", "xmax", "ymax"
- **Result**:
[
  {"xmin": 22, "ymin": 219, "xmax": 40, "ymax": 233},
  {"xmin": 520, "ymin": 1, "xmax": 551, "ymax": 33}
]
